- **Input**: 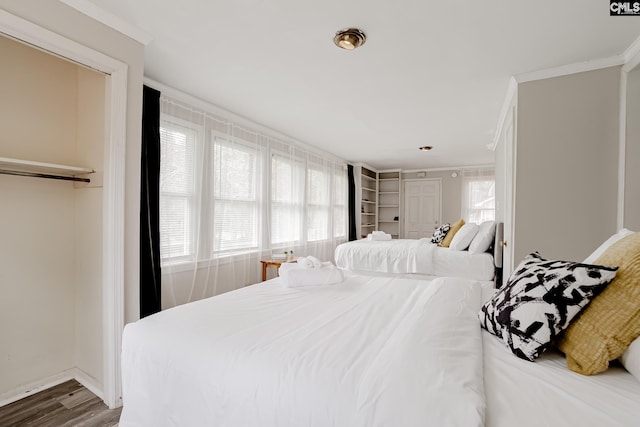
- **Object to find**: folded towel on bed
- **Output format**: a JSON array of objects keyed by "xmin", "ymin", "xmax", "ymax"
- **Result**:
[
  {"xmin": 279, "ymin": 262, "xmax": 344, "ymax": 287},
  {"xmin": 367, "ymin": 232, "xmax": 392, "ymax": 241},
  {"xmin": 297, "ymin": 256, "xmax": 322, "ymax": 268}
]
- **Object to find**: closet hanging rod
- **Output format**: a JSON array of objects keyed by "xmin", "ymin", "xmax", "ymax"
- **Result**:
[{"xmin": 0, "ymin": 169, "xmax": 91, "ymax": 183}]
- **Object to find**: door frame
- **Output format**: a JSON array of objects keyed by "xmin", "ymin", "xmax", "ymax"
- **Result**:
[
  {"xmin": 402, "ymin": 178, "xmax": 442, "ymax": 238},
  {"xmin": 0, "ymin": 10, "xmax": 127, "ymax": 408}
]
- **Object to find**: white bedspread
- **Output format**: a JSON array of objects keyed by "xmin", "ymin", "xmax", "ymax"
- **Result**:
[
  {"xmin": 120, "ymin": 275, "xmax": 486, "ymax": 427},
  {"xmin": 335, "ymin": 239, "xmax": 495, "ymax": 280},
  {"xmin": 483, "ymin": 329, "xmax": 640, "ymax": 426}
]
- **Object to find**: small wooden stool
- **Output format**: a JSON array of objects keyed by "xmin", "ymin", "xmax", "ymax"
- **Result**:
[{"xmin": 260, "ymin": 257, "xmax": 297, "ymax": 281}]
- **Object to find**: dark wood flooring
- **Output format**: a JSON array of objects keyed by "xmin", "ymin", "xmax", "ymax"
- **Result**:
[{"xmin": 0, "ymin": 380, "xmax": 121, "ymax": 427}]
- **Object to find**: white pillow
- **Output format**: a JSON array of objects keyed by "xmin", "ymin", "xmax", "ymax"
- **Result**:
[
  {"xmin": 583, "ymin": 228, "xmax": 635, "ymax": 264},
  {"xmin": 449, "ymin": 223, "xmax": 479, "ymax": 251},
  {"xmin": 621, "ymin": 337, "xmax": 640, "ymax": 383},
  {"xmin": 468, "ymin": 221, "xmax": 496, "ymax": 254}
]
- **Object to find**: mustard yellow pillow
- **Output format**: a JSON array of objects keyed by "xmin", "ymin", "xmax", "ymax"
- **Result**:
[
  {"xmin": 441, "ymin": 219, "xmax": 465, "ymax": 248},
  {"xmin": 558, "ymin": 232, "xmax": 640, "ymax": 375}
]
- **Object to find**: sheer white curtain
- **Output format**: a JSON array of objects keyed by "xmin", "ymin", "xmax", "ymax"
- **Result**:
[
  {"xmin": 461, "ymin": 168, "xmax": 496, "ymax": 223},
  {"xmin": 159, "ymin": 96, "xmax": 347, "ymax": 308}
]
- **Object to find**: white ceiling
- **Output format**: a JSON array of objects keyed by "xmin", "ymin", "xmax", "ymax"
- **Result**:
[{"xmin": 83, "ymin": 0, "xmax": 640, "ymax": 170}]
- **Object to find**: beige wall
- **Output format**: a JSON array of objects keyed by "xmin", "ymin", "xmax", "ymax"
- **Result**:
[
  {"xmin": 0, "ymin": 0, "xmax": 145, "ymax": 324},
  {"xmin": 0, "ymin": 36, "xmax": 79, "ymax": 396},
  {"xmin": 74, "ymin": 67, "xmax": 105, "ymax": 387},
  {"xmin": 514, "ymin": 67, "xmax": 620, "ymax": 263},
  {"xmin": 402, "ymin": 170, "xmax": 463, "ymax": 225},
  {"xmin": 624, "ymin": 66, "xmax": 640, "ymax": 231}
]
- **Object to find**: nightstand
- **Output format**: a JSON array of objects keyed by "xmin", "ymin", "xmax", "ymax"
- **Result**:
[{"xmin": 260, "ymin": 257, "xmax": 297, "ymax": 281}]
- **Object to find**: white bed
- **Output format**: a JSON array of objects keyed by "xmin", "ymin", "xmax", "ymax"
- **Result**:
[
  {"xmin": 334, "ymin": 238, "xmax": 495, "ymax": 281},
  {"xmin": 120, "ymin": 274, "xmax": 487, "ymax": 426},
  {"xmin": 119, "ymin": 272, "xmax": 640, "ymax": 426}
]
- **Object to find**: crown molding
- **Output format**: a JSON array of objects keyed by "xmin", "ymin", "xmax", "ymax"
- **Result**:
[
  {"xmin": 60, "ymin": 0, "xmax": 153, "ymax": 45},
  {"xmin": 623, "ymin": 34, "xmax": 640, "ymax": 72},
  {"xmin": 514, "ymin": 55, "xmax": 625, "ymax": 84},
  {"xmin": 402, "ymin": 164, "xmax": 495, "ymax": 173}
]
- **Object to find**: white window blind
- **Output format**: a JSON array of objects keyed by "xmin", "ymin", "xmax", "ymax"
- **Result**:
[
  {"xmin": 212, "ymin": 136, "xmax": 260, "ymax": 254},
  {"xmin": 306, "ymin": 165, "xmax": 330, "ymax": 242},
  {"xmin": 461, "ymin": 169, "xmax": 495, "ymax": 223},
  {"xmin": 332, "ymin": 169, "xmax": 347, "ymax": 238},
  {"xmin": 159, "ymin": 119, "xmax": 198, "ymax": 262},
  {"xmin": 271, "ymin": 153, "xmax": 303, "ymax": 246}
]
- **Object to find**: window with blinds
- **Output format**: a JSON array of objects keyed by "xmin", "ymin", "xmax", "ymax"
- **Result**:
[
  {"xmin": 306, "ymin": 165, "xmax": 330, "ymax": 242},
  {"xmin": 212, "ymin": 136, "xmax": 260, "ymax": 254},
  {"xmin": 159, "ymin": 119, "xmax": 198, "ymax": 262},
  {"xmin": 271, "ymin": 153, "xmax": 303, "ymax": 246},
  {"xmin": 462, "ymin": 175, "xmax": 496, "ymax": 223}
]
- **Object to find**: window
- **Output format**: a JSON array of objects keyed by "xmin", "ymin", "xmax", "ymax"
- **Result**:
[
  {"xmin": 270, "ymin": 153, "xmax": 303, "ymax": 246},
  {"xmin": 159, "ymin": 119, "xmax": 198, "ymax": 262},
  {"xmin": 332, "ymin": 168, "xmax": 347, "ymax": 238},
  {"xmin": 212, "ymin": 136, "xmax": 260, "ymax": 254},
  {"xmin": 306, "ymin": 165, "xmax": 330, "ymax": 242},
  {"xmin": 462, "ymin": 172, "xmax": 495, "ymax": 223},
  {"xmin": 158, "ymin": 97, "xmax": 348, "ymax": 268}
]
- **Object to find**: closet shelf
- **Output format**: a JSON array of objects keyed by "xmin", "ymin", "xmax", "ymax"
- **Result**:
[{"xmin": 0, "ymin": 157, "xmax": 95, "ymax": 183}]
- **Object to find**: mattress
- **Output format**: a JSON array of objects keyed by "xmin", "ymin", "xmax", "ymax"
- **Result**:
[
  {"xmin": 483, "ymin": 329, "xmax": 640, "ymax": 426},
  {"xmin": 335, "ymin": 239, "xmax": 495, "ymax": 281},
  {"xmin": 120, "ymin": 275, "xmax": 486, "ymax": 427}
]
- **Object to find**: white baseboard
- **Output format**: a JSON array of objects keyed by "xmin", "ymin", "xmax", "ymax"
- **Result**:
[
  {"xmin": 0, "ymin": 368, "xmax": 104, "ymax": 407},
  {"xmin": 72, "ymin": 368, "xmax": 104, "ymax": 401}
]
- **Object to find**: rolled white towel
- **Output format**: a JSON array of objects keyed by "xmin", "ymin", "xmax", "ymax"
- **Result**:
[
  {"xmin": 296, "ymin": 256, "xmax": 322, "ymax": 268},
  {"xmin": 280, "ymin": 262, "xmax": 343, "ymax": 287},
  {"xmin": 372, "ymin": 230, "xmax": 386, "ymax": 235}
]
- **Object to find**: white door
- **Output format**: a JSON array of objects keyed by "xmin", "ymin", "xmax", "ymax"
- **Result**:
[
  {"xmin": 502, "ymin": 107, "xmax": 515, "ymax": 286},
  {"xmin": 403, "ymin": 180, "xmax": 441, "ymax": 239}
]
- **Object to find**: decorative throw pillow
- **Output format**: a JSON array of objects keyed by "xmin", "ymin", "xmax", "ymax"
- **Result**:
[
  {"xmin": 449, "ymin": 223, "xmax": 479, "ymax": 251},
  {"xmin": 430, "ymin": 223, "xmax": 450, "ymax": 244},
  {"xmin": 558, "ymin": 232, "xmax": 640, "ymax": 375},
  {"xmin": 469, "ymin": 221, "xmax": 497, "ymax": 254},
  {"xmin": 441, "ymin": 219, "xmax": 464, "ymax": 248},
  {"xmin": 479, "ymin": 252, "xmax": 617, "ymax": 362}
]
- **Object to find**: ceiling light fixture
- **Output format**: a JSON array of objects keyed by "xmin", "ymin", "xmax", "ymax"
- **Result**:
[
  {"xmin": 419, "ymin": 146, "xmax": 433, "ymax": 151},
  {"xmin": 333, "ymin": 28, "xmax": 366, "ymax": 50}
]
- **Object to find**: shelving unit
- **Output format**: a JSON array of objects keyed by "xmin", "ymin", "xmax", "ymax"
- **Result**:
[
  {"xmin": 359, "ymin": 166, "xmax": 378, "ymax": 239},
  {"xmin": 377, "ymin": 170, "xmax": 401, "ymax": 238},
  {"xmin": 0, "ymin": 157, "xmax": 95, "ymax": 183}
]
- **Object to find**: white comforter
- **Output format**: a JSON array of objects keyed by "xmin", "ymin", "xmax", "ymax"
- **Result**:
[
  {"xmin": 335, "ymin": 238, "xmax": 436, "ymax": 274},
  {"xmin": 335, "ymin": 239, "xmax": 495, "ymax": 280},
  {"xmin": 120, "ymin": 275, "xmax": 486, "ymax": 427}
]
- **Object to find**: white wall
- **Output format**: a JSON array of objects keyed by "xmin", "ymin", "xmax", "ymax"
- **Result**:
[
  {"xmin": 514, "ymin": 67, "xmax": 620, "ymax": 263},
  {"xmin": 0, "ymin": 0, "xmax": 145, "ymax": 324}
]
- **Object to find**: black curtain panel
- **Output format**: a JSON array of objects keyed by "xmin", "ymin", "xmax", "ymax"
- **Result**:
[
  {"xmin": 347, "ymin": 164, "xmax": 357, "ymax": 241},
  {"xmin": 140, "ymin": 85, "xmax": 162, "ymax": 318}
]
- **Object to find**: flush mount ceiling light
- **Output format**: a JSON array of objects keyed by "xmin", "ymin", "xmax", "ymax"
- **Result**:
[
  {"xmin": 419, "ymin": 146, "xmax": 433, "ymax": 151},
  {"xmin": 333, "ymin": 28, "xmax": 366, "ymax": 50}
]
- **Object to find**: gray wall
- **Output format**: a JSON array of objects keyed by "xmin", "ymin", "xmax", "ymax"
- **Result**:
[
  {"xmin": 514, "ymin": 67, "xmax": 620, "ymax": 262},
  {"xmin": 625, "ymin": 67, "xmax": 640, "ymax": 231},
  {"xmin": 402, "ymin": 170, "xmax": 463, "ymax": 224}
]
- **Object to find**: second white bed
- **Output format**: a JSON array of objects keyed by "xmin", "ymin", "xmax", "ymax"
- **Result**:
[{"xmin": 335, "ymin": 238, "xmax": 495, "ymax": 281}]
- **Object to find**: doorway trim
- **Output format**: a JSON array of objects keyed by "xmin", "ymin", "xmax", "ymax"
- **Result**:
[{"xmin": 0, "ymin": 10, "xmax": 127, "ymax": 408}]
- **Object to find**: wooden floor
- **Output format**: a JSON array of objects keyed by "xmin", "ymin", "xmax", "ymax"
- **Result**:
[{"xmin": 0, "ymin": 380, "xmax": 121, "ymax": 427}]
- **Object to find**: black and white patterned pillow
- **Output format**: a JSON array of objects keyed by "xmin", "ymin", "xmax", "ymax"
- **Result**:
[
  {"xmin": 430, "ymin": 223, "xmax": 450, "ymax": 244},
  {"xmin": 479, "ymin": 252, "xmax": 617, "ymax": 362}
]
